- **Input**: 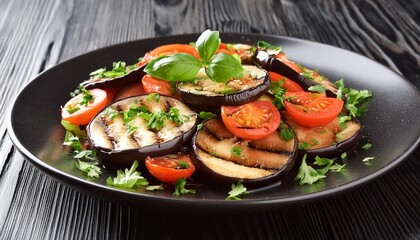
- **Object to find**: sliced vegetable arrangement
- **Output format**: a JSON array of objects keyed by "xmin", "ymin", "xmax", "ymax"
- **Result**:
[{"xmin": 61, "ymin": 30, "xmax": 372, "ymax": 199}]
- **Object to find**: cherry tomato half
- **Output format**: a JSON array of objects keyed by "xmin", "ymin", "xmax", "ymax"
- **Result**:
[
  {"xmin": 62, "ymin": 88, "xmax": 108, "ymax": 125},
  {"xmin": 283, "ymin": 91, "xmax": 343, "ymax": 128},
  {"xmin": 145, "ymin": 154, "xmax": 195, "ymax": 184},
  {"xmin": 221, "ymin": 101, "xmax": 281, "ymax": 140},
  {"xmin": 141, "ymin": 75, "xmax": 172, "ymax": 96},
  {"xmin": 142, "ymin": 44, "xmax": 200, "ymax": 64},
  {"xmin": 269, "ymin": 71, "xmax": 303, "ymax": 92}
]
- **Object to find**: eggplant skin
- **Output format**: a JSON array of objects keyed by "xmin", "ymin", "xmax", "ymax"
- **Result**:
[
  {"xmin": 94, "ymin": 128, "xmax": 196, "ymax": 169},
  {"xmin": 81, "ymin": 64, "xmax": 146, "ymax": 90},
  {"xmin": 190, "ymin": 118, "xmax": 298, "ymax": 187},
  {"xmin": 87, "ymin": 95, "xmax": 197, "ymax": 168},
  {"xmin": 177, "ymin": 66, "xmax": 270, "ymax": 111},
  {"xmin": 300, "ymin": 119, "xmax": 363, "ymax": 159},
  {"xmin": 254, "ymin": 50, "xmax": 342, "ymax": 100}
]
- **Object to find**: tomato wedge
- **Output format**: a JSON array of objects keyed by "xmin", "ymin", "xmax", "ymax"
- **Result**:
[
  {"xmin": 62, "ymin": 88, "xmax": 108, "ymax": 125},
  {"xmin": 113, "ymin": 81, "xmax": 146, "ymax": 101},
  {"xmin": 269, "ymin": 71, "xmax": 303, "ymax": 92},
  {"xmin": 142, "ymin": 44, "xmax": 200, "ymax": 63},
  {"xmin": 221, "ymin": 101, "xmax": 281, "ymax": 140},
  {"xmin": 145, "ymin": 154, "xmax": 195, "ymax": 184},
  {"xmin": 284, "ymin": 91, "xmax": 343, "ymax": 128},
  {"xmin": 141, "ymin": 75, "xmax": 172, "ymax": 96}
]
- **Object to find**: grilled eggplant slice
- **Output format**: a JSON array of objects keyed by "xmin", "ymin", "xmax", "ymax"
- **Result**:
[
  {"xmin": 177, "ymin": 65, "xmax": 270, "ymax": 110},
  {"xmin": 87, "ymin": 94, "xmax": 197, "ymax": 167},
  {"xmin": 190, "ymin": 117, "xmax": 297, "ymax": 186},
  {"xmin": 228, "ymin": 43, "xmax": 256, "ymax": 64},
  {"xmin": 255, "ymin": 50, "xmax": 342, "ymax": 99},
  {"xmin": 81, "ymin": 62, "xmax": 146, "ymax": 90},
  {"xmin": 282, "ymin": 111, "xmax": 362, "ymax": 159}
]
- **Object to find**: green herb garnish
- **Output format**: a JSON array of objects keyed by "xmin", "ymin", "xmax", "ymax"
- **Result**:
[
  {"xmin": 335, "ymin": 79, "xmax": 372, "ymax": 117},
  {"xmin": 106, "ymin": 161, "xmax": 149, "ymax": 189},
  {"xmin": 226, "ymin": 181, "xmax": 248, "ymax": 200},
  {"xmin": 361, "ymin": 143, "xmax": 372, "ymax": 150},
  {"xmin": 176, "ymin": 160, "xmax": 190, "ymax": 169},
  {"xmin": 145, "ymin": 30, "xmax": 244, "ymax": 83},
  {"xmin": 257, "ymin": 41, "xmax": 282, "ymax": 53},
  {"xmin": 231, "ymin": 146, "xmax": 242, "ymax": 158},
  {"xmin": 173, "ymin": 177, "xmax": 196, "ymax": 196},
  {"xmin": 294, "ymin": 154, "xmax": 326, "ymax": 185},
  {"xmin": 198, "ymin": 111, "xmax": 216, "ymax": 120}
]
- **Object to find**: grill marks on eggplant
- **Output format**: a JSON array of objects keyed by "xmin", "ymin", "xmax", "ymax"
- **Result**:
[
  {"xmin": 88, "ymin": 95, "xmax": 197, "ymax": 153},
  {"xmin": 195, "ymin": 118, "xmax": 296, "ymax": 170},
  {"xmin": 191, "ymin": 117, "xmax": 298, "ymax": 184}
]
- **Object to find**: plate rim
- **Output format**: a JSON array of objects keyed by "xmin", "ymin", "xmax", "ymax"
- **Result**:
[{"xmin": 6, "ymin": 33, "xmax": 420, "ymax": 212}]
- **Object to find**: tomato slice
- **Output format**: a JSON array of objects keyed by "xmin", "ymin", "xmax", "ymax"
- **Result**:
[
  {"xmin": 269, "ymin": 71, "xmax": 303, "ymax": 92},
  {"xmin": 141, "ymin": 75, "xmax": 172, "ymax": 96},
  {"xmin": 221, "ymin": 101, "xmax": 281, "ymax": 140},
  {"xmin": 62, "ymin": 88, "xmax": 108, "ymax": 125},
  {"xmin": 145, "ymin": 154, "xmax": 195, "ymax": 184},
  {"xmin": 284, "ymin": 91, "xmax": 343, "ymax": 128},
  {"xmin": 103, "ymin": 87, "xmax": 119, "ymax": 103},
  {"xmin": 113, "ymin": 81, "xmax": 146, "ymax": 101},
  {"xmin": 142, "ymin": 44, "xmax": 200, "ymax": 63},
  {"xmin": 275, "ymin": 53, "xmax": 302, "ymax": 73}
]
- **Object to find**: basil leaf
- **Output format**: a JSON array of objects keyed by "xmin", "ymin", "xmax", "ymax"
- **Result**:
[
  {"xmin": 206, "ymin": 53, "xmax": 244, "ymax": 83},
  {"xmin": 144, "ymin": 53, "xmax": 202, "ymax": 81},
  {"xmin": 196, "ymin": 30, "xmax": 220, "ymax": 63}
]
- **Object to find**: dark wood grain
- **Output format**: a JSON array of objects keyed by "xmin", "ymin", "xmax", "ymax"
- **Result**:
[{"xmin": 0, "ymin": 0, "xmax": 419, "ymax": 239}]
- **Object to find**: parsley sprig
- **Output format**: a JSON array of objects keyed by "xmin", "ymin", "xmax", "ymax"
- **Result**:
[
  {"xmin": 294, "ymin": 155, "xmax": 346, "ymax": 185},
  {"xmin": 226, "ymin": 181, "xmax": 248, "ymax": 200},
  {"xmin": 106, "ymin": 161, "xmax": 149, "ymax": 188},
  {"xmin": 173, "ymin": 177, "xmax": 196, "ymax": 196},
  {"xmin": 335, "ymin": 79, "xmax": 372, "ymax": 117},
  {"xmin": 145, "ymin": 30, "xmax": 244, "ymax": 83},
  {"xmin": 73, "ymin": 150, "xmax": 102, "ymax": 179}
]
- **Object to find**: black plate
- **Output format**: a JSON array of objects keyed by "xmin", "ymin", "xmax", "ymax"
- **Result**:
[{"xmin": 7, "ymin": 33, "xmax": 420, "ymax": 213}]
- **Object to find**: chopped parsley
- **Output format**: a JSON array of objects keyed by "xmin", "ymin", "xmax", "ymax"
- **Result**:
[
  {"xmin": 145, "ymin": 185, "xmax": 164, "ymax": 191},
  {"xmin": 76, "ymin": 160, "xmax": 102, "ymax": 179},
  {"xmin": 176, "ymin": 160, "xmax": 190, "ymax": 169},
  {"xmin": 103, "ymin": 107, "xmax": 119, "ymax": 120},
  {"xmin": 361, "ymin": 143, "xmax": 372, "ymax": 150},
  {"xmin": 294, "ymin": 155, "xmax": 346, "ymax": 185},
  {"xmin": 335, "ymin": 79, "xmax": 372, "ymax": 117},
  {"xmin": 294, "ymin": 155, "xmax": 326, "ymax": 185},
  {"xmin": 198, "ymin": 111, "xmax": 216, "ymax": 120},
  {"xmin": 257, "ymin": 41, "xmax": 282, "ymax": 53},
  {"xmin": 298, "ymin": 141, "xmax": 311, "ymax": 150},
  {"xmin": 63, "ymin": 131, "xmax": 83, "ymax": 152},
  {"xmin": 167, "ymin": 107, "xmax": 190, "ymax": 125},
  {"xmin": 106, "ymin": 161, "xmax": 149, "ymax": 189},
  {"xmin": 89, "ymin": 61, "xmax": 137, "ymax": 79},
  {"xmin": 173, "ymin": 177, "xmax": 196, "ymax": 196},
  {"xmin": 270, "ymin": 80, "xmax": 287, "ymax": 110},
  {"xmin": 61, "ymin": 120, "xmax": 87, "ymax": 139},
  {"xmin": 362, "ymin": 157, "xmax": 375, "ymax": 163},
  {"xmin": 226, "ymin": 181, "xmax": 248, "ymax": 200},
  {"xmin": 308, "ymin": 84, "xmax": 326, "ymax": 94},
  {"xmin": 231, "ymin": 146, "xmax": 242, "ymax": 158},
  {"xmin": 146, "ymin": 93, "xmax": 160, "ymax": 102},
  {"xmin": 279, "ymin": 123, "xmax": 295, "ymax": 141}
]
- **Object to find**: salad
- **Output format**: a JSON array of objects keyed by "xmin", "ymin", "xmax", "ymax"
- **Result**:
[{"xmin": 61, "ymin": 30, "xmax": 372, "ymax": 199}]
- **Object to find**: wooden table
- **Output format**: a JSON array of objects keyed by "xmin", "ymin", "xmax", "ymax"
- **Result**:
[{"xmin": 1, "ymin": 0, "xmax": 419, "ymax": 239}]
